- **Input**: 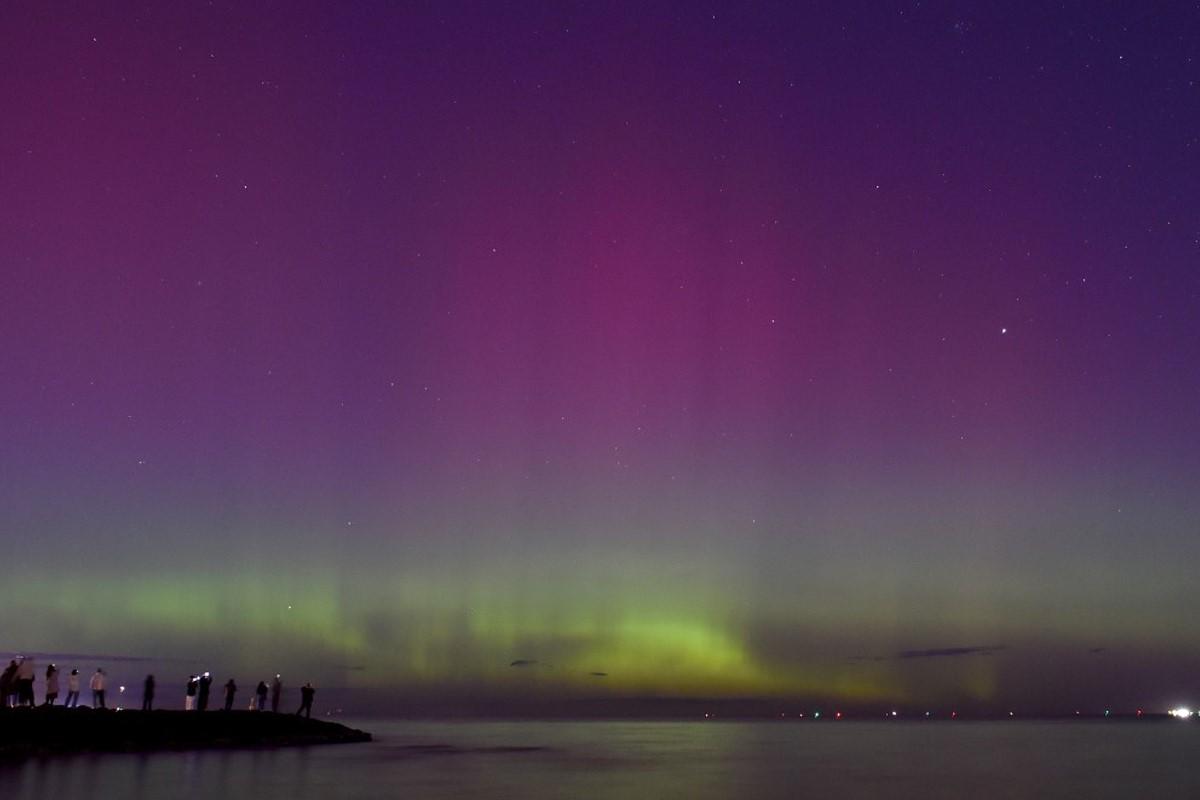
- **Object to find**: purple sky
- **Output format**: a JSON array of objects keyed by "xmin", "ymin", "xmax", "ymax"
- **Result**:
[{"xmin": 2, "ymin": 2, "xmax": 1199, "ymax": 714}]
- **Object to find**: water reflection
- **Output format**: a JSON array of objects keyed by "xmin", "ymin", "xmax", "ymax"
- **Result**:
[{"xmin": 2, "ymin": 721, "xmax": 1199, "ymax": 799}]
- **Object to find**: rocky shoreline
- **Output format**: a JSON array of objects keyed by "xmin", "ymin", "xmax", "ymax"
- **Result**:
[{"xmin": 0, "ymin": 707, "xmax": 371, "ymax": 759}]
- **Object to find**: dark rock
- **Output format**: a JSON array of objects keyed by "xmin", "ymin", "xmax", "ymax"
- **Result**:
[{"xmin": 0, "ymin": 707, "xmax": 371, "ymax": 760}]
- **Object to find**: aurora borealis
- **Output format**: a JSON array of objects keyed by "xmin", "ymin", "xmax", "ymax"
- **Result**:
[{"xmin": 3, "ymin": 2, "xmax": 1200, "ymax": 715}]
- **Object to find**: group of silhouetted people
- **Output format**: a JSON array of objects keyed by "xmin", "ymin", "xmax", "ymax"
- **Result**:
[
  {"xmin": 2, "ymin": 656, "xmax": 316, "ymax": 717},
  {"xmin": 177, "ymin": 672, "xmax": 313, "ymax": 715},
  {"xmin": 2, "ymin": 658, "xmax": 98, "ymax": 709}
]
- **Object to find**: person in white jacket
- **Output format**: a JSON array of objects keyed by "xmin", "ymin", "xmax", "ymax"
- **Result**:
[
  {"xmin": 15, "ymin": 656, "xmax": 35, "ymax": 706},
  {"xmin": 90, "ymin": 668, "xmax": 107, "ymax": 709},
  {"xmin": 65, "ymin": 669, "xmax": 81, "ymax": 707}
]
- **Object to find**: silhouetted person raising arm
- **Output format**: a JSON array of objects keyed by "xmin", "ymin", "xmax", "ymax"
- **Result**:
[
  {"xmin": 296, "ymin": 683, "xmax": 315, "ymax": 718},
  {"xmin": 196, "ymin": 671, "xmax": 213, "ymax": 710},
  {"xmin": 270, "ymin": 674, "xmax": 282, "ymax": 712},
  {"xmin": 197, "ymin": 672, "xmax": 212, "ymax": 711}
]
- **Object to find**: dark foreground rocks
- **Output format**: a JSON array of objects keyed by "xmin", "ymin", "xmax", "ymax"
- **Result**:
[{"xmin": 0, "ymin": 707, "xmax": 371, "ymax": 759}]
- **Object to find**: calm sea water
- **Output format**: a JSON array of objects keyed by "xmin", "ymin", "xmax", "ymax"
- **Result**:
[{"xmin": 2, "ymin": 720, "xmax": 1197, "ymax": 799}]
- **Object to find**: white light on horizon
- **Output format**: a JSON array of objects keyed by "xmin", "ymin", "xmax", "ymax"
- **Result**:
[{"xmin": 1169, "ymin": 707, "xmax": 1193, "ymax": 719}]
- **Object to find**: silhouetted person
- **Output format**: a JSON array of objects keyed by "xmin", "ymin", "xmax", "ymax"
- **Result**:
[
  {"xmin": 185, "ymin": 675, "xmax": 198, "ymax": 710},
  {"xmin": 15, "ymin": 656, "xmax": 35, "ymax": 706},
  {"xmin": 90, "ymin": 668, "xmax": 106, "ymax": 709},
  {"xmin": 270, "ymin": 675, "xmax": 282, "ymax": 712},
  {"xmin": 223, "ymin": 679, "xmax": 237, "ymax": 711},
  {"xmin": 0, "ymin": 660, "xmax": 16, "ymax": 708},
  {"xmin": 44, "ymin": 664, "xmax": 59, "ymax": 706},
  {"xmin": 65, "ymin": 669, "xmax": 80, "ymax": 707},
  {"xmin": 143, "ymin": 674, "xmax": 155, "ymax": 711},
  {"xmin": 296, "ymin": 683, "xmax": 315, "ymax": 718},
  {"xmin": 197, "ymin": 672, "xmax": 212, "ymax": 711},
  {"xmin": 255, "ymin": 681, "xmax": 268, "ymax": 711}
]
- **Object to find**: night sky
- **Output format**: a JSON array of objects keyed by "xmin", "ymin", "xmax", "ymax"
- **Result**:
[{"xmin": 3, "ymin": 2, "xmax": 1199, "ymax": 715}]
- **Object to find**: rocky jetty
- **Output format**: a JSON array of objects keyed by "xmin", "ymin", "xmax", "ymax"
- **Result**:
[{"xmin": 0, "ymin": 707, "xmax": 371, "ymax": 759}]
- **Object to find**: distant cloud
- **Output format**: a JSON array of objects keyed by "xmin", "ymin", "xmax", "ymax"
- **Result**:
[
  {"xmin": 1088, "ymin": 647, "xmax": 1107, "ymax": 654},
  {"xmin": 848, "ymin": 655, "xmax": 887, "ymax": 662},
  {"xmin": 896, "ymin": 645, "xmax": 1006, "ymax": 660},
  {"xmin": 509, "ymin": 659, "xmax": 540, "ymax": 668},
  {"xmin": 589, "ymin": 672, "xmax": 608, "ymax": 677}
]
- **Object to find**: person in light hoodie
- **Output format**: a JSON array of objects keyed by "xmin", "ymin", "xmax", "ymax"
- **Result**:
[
  {"xmin": 89, "ymin": 668, "xmax": 107, "ymax": 709},
  {"xmin": 65, "ymin": 669, "xmax": 81, "ymax": 707},
  {"xmin": 15, "ymin": 656, "xmax": 35, "ymax": 706},
  {"xmin": 185, "ymin": 675, "xmax": 198, "ymax": 710}
]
